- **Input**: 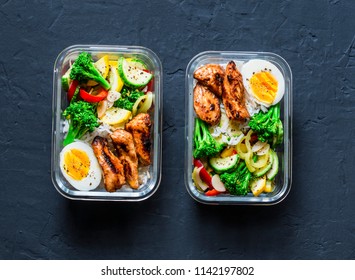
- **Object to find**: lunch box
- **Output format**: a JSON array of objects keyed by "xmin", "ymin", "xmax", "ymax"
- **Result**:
[
  {"xmin": 184, "ymin": 51, "xmax": 292, "ymax": 205},
  {"xmin": 51, "ymin": 45, "xmax": 162, "ymax": 201}
]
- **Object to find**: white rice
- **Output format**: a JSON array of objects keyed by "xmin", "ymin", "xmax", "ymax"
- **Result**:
[{"xmin": 80, "ymin": 122, "xmax": 112, "ymax": 144}]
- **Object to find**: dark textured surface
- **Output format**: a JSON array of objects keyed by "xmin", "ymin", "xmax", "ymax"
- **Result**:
[{"xmin": 0, "ymin": 0, "xmax": 354, "ymax": 260}]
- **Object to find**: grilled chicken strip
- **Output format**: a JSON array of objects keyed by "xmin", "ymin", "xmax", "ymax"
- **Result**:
[
  {"xmin": 193, "ymin": 83, "xmax": 221, "ymax": 125},
  {"xmin": 92, "ymin": 136, "xmax": 125, "ymax": 192},
  {"xmin": 110, "ymin": 129, "xmax": 139, "ymax": 189},
  {"xmin": 125, "ymin": 113, "xmax": 151, "ymax": 166},
  {"xmin": 222, "ymin": 61, "xmax": 250, "ymax": 121},
  {"xmin": 193, "ymin": 64, "xmax": 225, "ymax": 97}
]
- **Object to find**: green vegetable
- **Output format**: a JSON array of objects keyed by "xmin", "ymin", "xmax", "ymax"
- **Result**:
[
  {"xmin": 62, "ymin": 101, "xmax": 99, "ymax": 146},
  {"xmin": 61, "ymin": 67, "xmax": 72, "ymax": 91},
  {"xmin": 209, "ymin": 154, "xmax": 239, "ymax": 174},
  {"xmin": 69, "ymin": 52, "xmax": 111, "ymax": 90},
  {"xmin": 253, "ymin": 150, "xmax": 274, "ymax": 177},
  {"xmin": 248, "ymin": 104, "xmax": 283, "ymax": 146},
  {"xmin": 193, "ymin": 118, "xmax": 225, "ymax": 159},
  {"xmin": 118, "ymin": 57, "xmax": 152, "ymax": 88},
  {"xmin": 266, "ymin": 150, "xmax": 279, "ymax": 180},
  {"xmin": 70, "ymin": 86, "xmax": 80, "ymax": 104},
  {"xmin": 219, "ymin": 161, "xmax": 252, "ymax": 196},
  {"xmin": 114, "ymin": 87, "xmax": 144, "ymax": 111},
  {"xmin": 273, "ymin": 118, "xmax": 283, "ymax": 147}
]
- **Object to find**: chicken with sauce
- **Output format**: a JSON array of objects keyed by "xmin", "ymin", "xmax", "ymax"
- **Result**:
[
  {"xmin": 126, "ymin": 113, "xmax": 152, "ymax": 166},
  {"xmin": 193, "ymin": 83, "xmax": 221, "ymax": 125},
  {"xmin": 193, "ymin": 64, "xmax": 225, "ymax": 97},
  {"xmin": 92, "ymin": 136, "xmax": 125, "ymax": 192},
  {"xmin": 110, "ymin": 129, "xmax": 139, "ymax": 189},
  {"xmin": 222, "ymin": 61, "xmax": 250, "ymax": 121}
]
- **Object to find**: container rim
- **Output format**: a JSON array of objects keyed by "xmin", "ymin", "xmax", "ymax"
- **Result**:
[
  {"xmin": 51, "ymin": 44, "xmax": 163, "ymax": 201},
  {"xmin": 184, "ymin": 50, "xmax": 292, "ymax": 205}
]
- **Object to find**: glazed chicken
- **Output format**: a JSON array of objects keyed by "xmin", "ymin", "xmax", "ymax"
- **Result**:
[
  {"xmin": 222, "ymin": 61, "xmax": 250, "ymax": 121},
  {"xmin": 193, "ymin": 83, "xmax": 221, "ymax": 125},
  {"xmin": 126, "ymin": 113, "xmax": 151, "ymax": 166},
  {"xmin": 110, "ymin": 129, "xmax": 139, "ymax": 189},
  {"xmin": 92, "ymin": 136, "xmax": 125, "ymax": 192},
  {"xmin": 193, "ymin": 64, "xmax": 225, "ymax": 97}
]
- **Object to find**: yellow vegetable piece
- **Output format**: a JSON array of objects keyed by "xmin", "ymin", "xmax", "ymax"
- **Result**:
[
  {"xmin": 264, "ymin": 180, "xmax": 274, "ymax": 193},
  {"xmin": 236, "ymin": 141, "xmax": 248, "ymax": 159},
  {"xmin": 250, "ymin": 176, "xmax": 266, "ymax": 197},
  {"xmin": 108, "ymin": 60, "xmax": 118, "ymax": 68},
  {"xmin": 87, "ymin": 55, "xmax": 109, "ymax": 86},
  {"xmin": 132, "ymin": 94, "xmax": 148, "ymax": 117},
  {"xmin": 137, "ymin": 91, "xmax": 153, "ymax": 114},
  {"xmin": 221, "ymin": 146, "xmax": 236, "ymax": 158},
  {"xmin": 101, "ymin": 107, "xmax": 131, "ymax": 125},
  {"xmin": 97, "ymin": 100, "xmax": 108, "ymax": 119},
  {"xmin": 108, "ymin": 65, "xmax": 124, "ymax": 92},
  {"xmin": 244, "ymin": 153, "xmax": 256, "ymax": 173},
  {"xmin": 94, "ymin": 55, "xmax": 109, "ymax": 78},
  {"xmin": 250, "ymin": 152, "xmax": 269, "ymax": 169}
]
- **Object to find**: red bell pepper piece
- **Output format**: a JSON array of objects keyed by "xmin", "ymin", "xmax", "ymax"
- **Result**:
[
  {"xmin": 143, "ymin": 69, "xmax": 154, "ymax": 92},
  {"xmin": 79, "ymin": 88, "xmax": 108, "ymax": 103},
  {"xmin": 67, "ymin": 80, "xmax": 79, "ymax": 101},
  {"xmin": 193, "ymin": 158, "xmax": 203, "ymax": 168},
  {"xmin": 205, "ymin": 189, "xmax": 220, "ymax": 196},
  {"xmin": 193, "ymin": 159, "xmax": 213, "ymax": 189}
]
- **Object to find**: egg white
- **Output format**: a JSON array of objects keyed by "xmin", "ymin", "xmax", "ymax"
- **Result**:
[
  {"xmin": 242, "ymin": 59, "xmax": 285, "ymax": 107},
  {"xmin": 60, "ymin": 141, "xmax": 102, "ymax": 191}
]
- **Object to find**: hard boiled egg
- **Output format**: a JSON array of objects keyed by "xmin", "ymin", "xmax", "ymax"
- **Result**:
[
  {"xmin": 60, "ymin": 141, "xmax": 102, "ymax": 191},
  {"xmin": 242, "ymin": 59, "xmax": 285, "ymax": 107}
]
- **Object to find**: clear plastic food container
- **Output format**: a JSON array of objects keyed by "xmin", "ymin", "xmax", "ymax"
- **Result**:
[
  {"xmin": 51, "ymin": 45, "xmax": 162, "ymax": 201},
  {"xmin": 184, "ymin": 51, "xmax": 292, "ymax": 205}
]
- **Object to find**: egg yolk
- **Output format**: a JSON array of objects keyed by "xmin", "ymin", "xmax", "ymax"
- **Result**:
[
  {"xmin": 63, "ymin": 149, "xmax": 90, "ymax": 181},
  {"xmin": 250, "ymin": 71, "xmax": 278, "ymax": 104}
]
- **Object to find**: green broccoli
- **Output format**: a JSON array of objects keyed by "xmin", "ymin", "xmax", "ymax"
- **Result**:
[
  {"xmin": 220, "ymin": 161, "xmax": 252, "ymax": 196},
  {"xmin": 114, "ymin": 88, "xmax": 144, "ymax": 111},
  {"xmin": 249, "ymin": 104, "xmax": 283, "ymax": 146},
  {"xmin": 69, "ymin": 52, "xmax": 111, "ymax": 90},
  {"xmin": 193, "ymin": 118, "xmax": 225, "ymax": 159},
  {"xmin": 62, "ymin": 101, "xmax": 99, "ymax": 146}
]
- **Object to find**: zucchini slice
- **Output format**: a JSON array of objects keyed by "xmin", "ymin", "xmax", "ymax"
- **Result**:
[
  {"xmin": 118, "ymin": 57, "xmax": 152, "ymax": 88},
  {"xmin": 253, "ymin": 149, "xmax": 274, "ymax": 177},
  {"xmin": 209, "ymin": 154, "xmax": 239, "ymax": 174},
  {"xmin": 266, "ymin": 150, "xmax": 279, "ymax": 180},
  {"xmin": 126, "ymin": 58, "xmax": 147, "ymax": 70}
]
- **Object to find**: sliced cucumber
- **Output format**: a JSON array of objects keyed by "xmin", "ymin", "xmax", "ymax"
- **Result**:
[
  {"xmin": 266, "ymin": 150, "xmax": 279, "ymax": 180},
  {"xmin": 209, "ymin": 154, "xmax": 239, "ymax": 174},
  {"xmin": 118, "ymin": 57, "xmax": 152, "ymax": 88},
  {"xmin": 126, "ymin": 57, "xmax": 147, "ymax": 70},
  {"xmin": 253, "ymin": 149, "xmax": 274, "ymax": 177}
]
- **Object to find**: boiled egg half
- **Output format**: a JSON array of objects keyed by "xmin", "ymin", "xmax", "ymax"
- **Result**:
[
  {"xmin": 242, "ymin": 59, "xmax": 285, "ymax": 107},
  {"xmin": 60, "ymin": 141, "xmax": 102, "ymax": 191}
]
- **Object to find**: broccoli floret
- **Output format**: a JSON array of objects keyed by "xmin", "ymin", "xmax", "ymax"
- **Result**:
[
  {"xmin": 62, "ymin": 101, "xmax": 99, "ymax": 146},
  {"xmin": 114, "ymin": 88, "xmax": 144, "ymax": 111},
  {"xmin": 220, "ymin": 161, "xmax": 252, "ymax": 196},
  {"xmin": 193, "ymin": 118, "xmax": 224, "ymax": 159},
  {"xmin": 69, "ymin": 52, "xmax": 111, "ymax": 90},
  {"xmin": 249, "ymin": 104, "xmax": 283, "ymax": 146}
]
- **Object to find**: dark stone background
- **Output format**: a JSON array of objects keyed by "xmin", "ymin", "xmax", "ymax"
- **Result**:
[{"xmin": 0, "ymin": 0, "xmax": 354, "ymax": 260}]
